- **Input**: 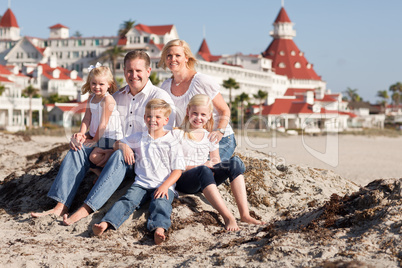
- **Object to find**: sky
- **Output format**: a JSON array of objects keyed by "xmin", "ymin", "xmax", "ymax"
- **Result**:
[{"xmin": 1, "ymin": 0, "xmax": 402, "ymax": 103}]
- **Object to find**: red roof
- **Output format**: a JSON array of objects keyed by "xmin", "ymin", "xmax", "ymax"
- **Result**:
[
  {"xmin": 49, "ymin": 23, "xmax": 69, "ymax": 29},
  {"xmin": 38, "ymin": 63, "xmax": 83, "ymax": 81},
  {"xmin": 117, "ymin": 36, "xmax": 127, "ymax": 45},
  {"xmin": 275, "ymin": 7, "xmax": 292, "ymax": 23},
  {"xmin": 0, "ymin": 8, "xmax": 19, "ymax": 28},
  {"xmin": 0, "ymin": 64, "xmax": 13, "ymax": 75},
  {"xmin": 284, "ymin": 88, "xmax": 315, "ymax": 96},
  {"xmin": 149, "ymin": 39, "xmax": 164, "ymax": 51},
  {"xmin": 262, "ymin": 39, "xmax": 321, "ymax": 80},
  {"xmin": 52, "ymin": 100, "xmax": 87, "ymax": 114},
  {"xmin": 0, "ymin": 76, "xmax": 13, "ymax": 83},
  {"xmin": 135, "ymin": 24, "xmax": 173, "ymax": 35},
  {"xmin": 197, "ymin": 39, "xmax": 221, "ymax": 62}
]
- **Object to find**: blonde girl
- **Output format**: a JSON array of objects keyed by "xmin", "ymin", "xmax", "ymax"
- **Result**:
[
  {"xmin": 80, "ymin": 63, "xmax": 123, "ymax": 175},
  {"xmin": 174, "ymin": 94, "xmax": 264, "ymax": 231}
]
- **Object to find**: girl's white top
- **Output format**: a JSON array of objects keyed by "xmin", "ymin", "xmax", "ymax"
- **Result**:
[
  {"xmin": 89, "ymin": 92, "xmax": 123, "ymax": 140},
  {"xmin": 173, "ymin": 129, "xmax": 219, "ymax": 166},
  {"xmin": 161, "ymin": 73, "xmax": 234, "ymax": 137}
]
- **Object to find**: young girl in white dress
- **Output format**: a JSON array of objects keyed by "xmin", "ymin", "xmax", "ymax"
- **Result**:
[
  {"xmin": 174, "ymin": 94, "xmax": 264, "ymax": 231},
  {"xmin": 79, "ymin": 63, "xmax": 123, "ymax": 176}
]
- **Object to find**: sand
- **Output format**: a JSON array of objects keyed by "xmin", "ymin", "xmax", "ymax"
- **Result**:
[{"xmin": 0, "ymin": 132, "xmax": 401, "ymax": 267}]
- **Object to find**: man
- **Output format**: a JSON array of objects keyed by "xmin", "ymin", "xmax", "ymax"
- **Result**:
[{"xmin": 32, "ymin": 50, "xmax": 175, "ymax": 219}]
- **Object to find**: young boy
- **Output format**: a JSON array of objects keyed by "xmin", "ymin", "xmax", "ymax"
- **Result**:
[{"xmin": 92, "ymin": 99, "xmax": 185, "ymax": 245}]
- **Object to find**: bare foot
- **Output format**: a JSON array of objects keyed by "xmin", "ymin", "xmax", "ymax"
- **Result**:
[
  {"xmin": 92, "ymin": 222, "xmax": 109, "ymax": 236},
  {"xmin": 62, "ymin": 204, "xmax": 92, "ymax": 226},
  {"xmin": 154, "ymin": 228, "xmax": 166, "ymax": 245},
  {"xmin": 223, "ymin": 216, "xmax": 240, "ymax": 231},
  {"xmin": 31, "ymin": 203, "xmax": 68, "ymax": 218},
  {"xmin": 240, "ymin": 215, "xmax": 266, "ymax": 225}
]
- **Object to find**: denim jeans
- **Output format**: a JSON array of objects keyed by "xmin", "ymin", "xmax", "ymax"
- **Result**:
[
  {"xmin": 101, "ymin": 184, "xmax": 175, "ymax": 231},
  {"xmin": 219, "ymin": 134, "xmax": 237, "ymax": 161},
  {"xmin": 47, "ymin": 145, "xmax": 94, "ymax": 208},
  {"xmin": 84, "ymin": 150, "xmax": 133, "ymax": 212},
  {"xmin": 176, "ymin": 156, "xmax": 246, "ymax": 194}
]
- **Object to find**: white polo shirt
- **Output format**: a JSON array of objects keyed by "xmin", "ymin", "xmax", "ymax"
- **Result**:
[
  {"xmin": 113, "ymin": 80, "xmax": 176, "ymax": 137},
  {"xmin": 121, "ymin": 131, "xmax": 185, "ymax": 193}
]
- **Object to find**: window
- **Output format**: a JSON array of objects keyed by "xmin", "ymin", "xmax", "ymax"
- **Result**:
[
  {"xmin": 294, "ymin": 62, "xmax": 301, "ymax": 68},
  {"xmin": 279, "ymin": 51, "xmax": 285, "ymax": 56},
  {"xmin": 279, "ymin": 62, "xmax": 285, "ymax": 68},
  {"xmin": 307, "ymin": 63, "xmax": 311, "ymax": 69},
  {"xmin": 291, "ymin": 50, "xmax": 296, "ymax": 56}
]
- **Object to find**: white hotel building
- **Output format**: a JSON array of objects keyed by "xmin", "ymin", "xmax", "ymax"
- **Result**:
[{"xmin": 0, "ymin": 5, "xmax": 355, "ymax": 132}]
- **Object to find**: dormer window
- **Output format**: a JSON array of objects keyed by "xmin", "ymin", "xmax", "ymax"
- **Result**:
[
  {"xmin": 279, "ymin": 51, "xmax": 285, "ymax": 56},
  {"xmin": 279, "ymin": 62, "xmax": 286, "ymax": 68},
  {"xmin": 291, "ymin": 50, "xmax": 296, "ymax": 56},
  {"xmin": 307, "ymin": 63, "xmax": 312, "ymax": 69},
  {"xmin": 294, "ymin": 62, "xmax": 301, "ymax": 68}
]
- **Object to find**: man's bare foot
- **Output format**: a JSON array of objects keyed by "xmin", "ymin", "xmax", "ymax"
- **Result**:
[
  {"xmin": 31, "ymin": 203, "xmax": 68, "ymax": 218},
  {"xmin": 92, "ymin": 222, "xmax": 109, "ymax": 236},
  {"xmin": 240, "ymin": 215, "xmax": 266, "ymax": 225},
  {"xmin": 62, "ymin": 205, "xmax": 92, "ymax": 226},
  {"xmin": 224, "ymin": 216, "xmax": 240, "ymax": 231},
  {"xmin": 154, "ymin": 228, "xmax": 166, "ymax": 245}
]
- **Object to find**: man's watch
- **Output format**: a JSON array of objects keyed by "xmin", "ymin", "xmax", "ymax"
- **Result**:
[{"xmin": 218, "ymin": 128, "xmax": 225, "ymax": 135}]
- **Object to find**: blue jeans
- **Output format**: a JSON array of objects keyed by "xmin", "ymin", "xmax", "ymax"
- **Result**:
[
  {"xmin": 219, "ymin": 134, "xmax": 236, "ymax": 161},
  {"xmin": 47, "ymin": 145, "xmax": 94, "ymax": 208},
  {"xmin": 176, "ymin": 156, "xmax": 246, "ymax": 194},
  {"xmin": 101, "ymin": 184, "xmax": 175, "ymax": 231},
  {"xmin": 84, "ymin": 150, "xmax": 133, "ymax": 212}
]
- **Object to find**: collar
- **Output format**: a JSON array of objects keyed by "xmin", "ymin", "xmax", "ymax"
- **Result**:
[{"xmin": 118, "ymin": 80, "xmax": 153, "ymax": 97}]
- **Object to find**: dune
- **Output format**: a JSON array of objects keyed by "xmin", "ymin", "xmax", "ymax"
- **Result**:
[{"xmin": 0, "ymin": 133, "xmax": 400, "ymax": 267}]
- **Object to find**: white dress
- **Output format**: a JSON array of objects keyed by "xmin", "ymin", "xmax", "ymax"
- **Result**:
[{"xmin": 88, "ymin": 92, "xmax": 123, "ymax": 140}]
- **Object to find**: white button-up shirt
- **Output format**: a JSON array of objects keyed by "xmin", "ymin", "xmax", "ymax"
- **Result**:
[{"xmin": 113, "ymin": 80, "xmax": 176, "ymax": 137}]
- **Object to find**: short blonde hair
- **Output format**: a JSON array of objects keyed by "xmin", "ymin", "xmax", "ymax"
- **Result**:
[
  {"xmin": 81, "ymin": 66, "xmax": 116, "ymax": 95},
  {"xmin": 145, "ymin": 98, "xmax": 172, "ymax": 117},
  {"xmin": 180, "ymin": 94, "xmax": 214, "ymax": 139},
  {"xmin": 158, "ymin": 39, "xmax": 197, "ymax": 70}
]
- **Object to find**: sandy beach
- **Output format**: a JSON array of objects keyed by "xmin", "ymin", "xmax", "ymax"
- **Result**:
[
  {"xmin": 236, "ymin": 133, "xmax": 402, "ymax": 186},
  {"xmin": 0, "ymin": 132, "xmax": 401, "ymax": 267}
]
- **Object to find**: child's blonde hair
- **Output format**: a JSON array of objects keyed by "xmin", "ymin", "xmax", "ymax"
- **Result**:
[
  {"xmin": 180, "ymin": 94, "xmax": 214, "ymax": 140},
  {"xmin": 145, "ymin": 98, "xmax": 172, "ymax": 117},
  {"xmin": 81, "ymin": 66, "xmax": 117, "ymax": 95}
]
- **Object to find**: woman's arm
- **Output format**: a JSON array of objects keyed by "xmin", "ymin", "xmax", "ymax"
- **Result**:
[{"xmin": 209, "ymin": 93, "xmax": 230, "ymax": 143}]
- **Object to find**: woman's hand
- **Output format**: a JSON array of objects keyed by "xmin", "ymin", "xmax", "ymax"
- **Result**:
[{"xmin": 208, "ymin": 130, "xmax": 224, "ymax": 144}]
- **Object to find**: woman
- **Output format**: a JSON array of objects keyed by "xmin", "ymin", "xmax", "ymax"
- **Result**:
[{"xmin": 158, "ymin": 39, "xmax": 236, "ymax": 161}]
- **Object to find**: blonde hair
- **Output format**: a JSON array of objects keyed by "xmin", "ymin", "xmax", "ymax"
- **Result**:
[
  {"xmin": 180, "ymin": 94, "xmax": 214, "ymax": 140},
  {"xmin": 145, "ymin": 98, "xmax": 172, "ymax": 117},
  {"xmin": 158, "ymin": 39, "xmax": 197, "ymax": 70},
  {"xmin": 81, "ymin": 66, "xmax": 117, "ymax": 95}
]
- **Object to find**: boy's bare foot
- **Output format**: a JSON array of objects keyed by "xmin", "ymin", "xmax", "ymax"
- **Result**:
[
  {"xmin": 31, "ymin": 203, "xmax": 68, "ymax": 218},
  {"xmin": 62, "ymin": 205, "xmax": 92, "ymax": 226},
  {"xmin": 154, "ymin": 228, "xmax": 166, "ymax": 245},
  {"xmin": 92, "ymin": 222, "xmax": 109, "ymax": 236},
  {"xmin": 240, "ymin": 215, "xmax": 266, "ymax": 225},
  {"xmin": 224, "ymin": 216, "xmax": 240, "ymax": 231}
]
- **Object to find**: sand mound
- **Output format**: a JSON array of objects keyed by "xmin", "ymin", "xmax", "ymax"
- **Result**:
[{"xmin": 0, "ymin": 135, "xmax": 400, "ymax": 267}]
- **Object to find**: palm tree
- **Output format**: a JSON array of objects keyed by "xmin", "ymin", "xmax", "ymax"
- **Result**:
[
  {"xmin": 222, "ymin": 77, "xmax": 239, "ymax": 109},
  {"xmin": 118, "ymin": 19, "xmax": 136, "ymax": 38},
  {"xmin": 99, "ymin": 46, "xmax": 125, "ymax": 77},
  {"xmin": 389, "ymin": 82, "xmax": 402, "ymax": 110},
  {"xmin": 22, "ymin": 85, "xmax": 40, "ymax": 130},
  {"xmin": 376, "ymin": 90, "xmax": 389, "ymax": 113},
  {"xmin": 253, "ymin": 89, "xmax": 268, "ymax": 129},
  {"xmin": 235, "ymin": 92, "xmax": 250, "ymax": 130},
  {"xmin": 344, "ymin": 87, "xmax": 361, "ymax": 102},
  {"xmin": 149, "ymin": 72, "xmax": 160, "ymax": 86},
  {"xmin": 73, "ymin": 31, "xmax": 82, "ymax": 37},
  {"xmin": 0, "ymin": 83, "xmax": 5, "ymax": 96}
]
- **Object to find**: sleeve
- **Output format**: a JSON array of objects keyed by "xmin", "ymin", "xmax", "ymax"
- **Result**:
[{"xmin": 194, "ymin": 73, "xmax": 220, "ymax": 100}]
